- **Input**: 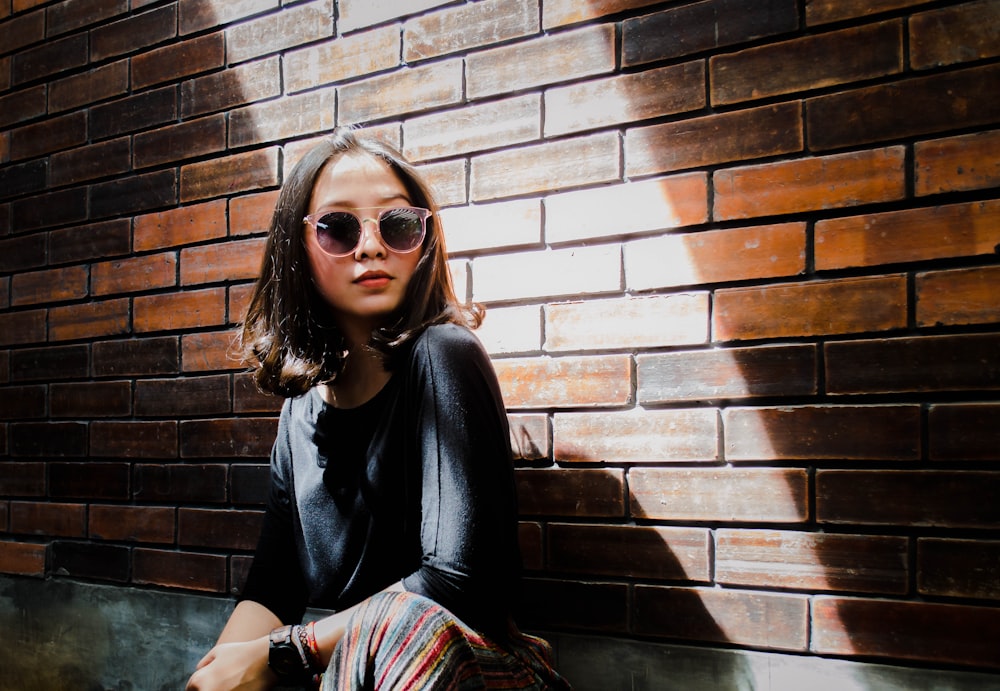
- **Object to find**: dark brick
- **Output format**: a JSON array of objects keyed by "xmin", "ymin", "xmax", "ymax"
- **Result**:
[
  {"xmin": 135, "ymin": 375, "xmax": 231, "ymax": 417},
  {"xmin": 909, "ymin": 0, "xmax": 1000, "ymax": 70},
  {"xmin": 518, "ymin": 578, "xmax": 628, "ymax": 632},
  {"xmin": 805, "ymin": 0, "xmax": 928, "ymax": 26},
  {"xmin": 180, "ymin": 56, "xmax": 281, "ymax": 119},
  {"xmin": 49, "ymin": 219, "xmax": 131, "ymax": 265},
  {"xmin": 90, "ymin": 86, "xmax": 177, "ymax": 141},
  {"xmin": 11, "ymin": 33, "xmax": 88, "ymax": 85},
  {"xmin": 230, "ymin": 464, "xmax": 269, "ymax": 505},
  {"xmin": 49, "ymin": 462, "xmax": 129, "ymax": 500},
  {"xmin": 178, "ymin": 507, "xmax": 262, "ymax": 551},
  {"xmin": 133, "ymin": 463, "xmax": 227, "ymax": 503},
  {"xmin": 0, "ymin": 84, "xmax": 46, "ymax": 129},
  {"xmin": 50, "ymin": 381, "xmax": 131, "ymax": 418},
  {"xmin": 807, "ymin": 63, "xmax": 1000, "ymax": 151},
  {"xmin": 179, "ymin": 418, "xmax": 276, "ymax": 458},
  {"xmin": 0, "ymin": 158, "xmax": 47, "ymax": 200},
  {"xmin": 10, "ymin": 501, "xmax": 86, "ymax": 537},
  {"xmin": 234, "ymin": 372, "xmax": 283, "ymax": 414},
  {"xmin": 89, "ymin": 169, "xmax": 177, "ymax": 219},
  {"xmin": 10, "ymin": 422, "xmax": 86, "ymax": 457},
  {"xmin": 92, "ymin": 337, "xmax": 179, "ymax": 377},
  {"xmin": 0, "ymin": 310, "xmax": 47, "ymax": 348},
  {"xmin": 89, "ymin": 421, "xmax": 178, "ymax": 459},
  {"xmin": 929, "ymin": 403, "xmax": 1000, "ymax": 462},
  {"xmin": 50, "ymin": 137, "xmax": 131, "ymax": 187},
  {"xmin": 46, "ymin": 0, "xmax": 128, "ymax": 36},
  {"xmin": 51, "ymin": 541, "xmax": 129, "ymax": 582},
  {"xmin": 133, "ymin": 114, "xmax": 226, "ymax": 170},
  {"xmin": 515, "ymin": 468, "xmax": 625, "ymax": 518},
  {"xmin": 89, "ymin": 4, "xmax": 176, "ymax": 62},
  {"xmin": 0, "ymin": 9, "xmax": 45, "ymax": 56},
  {"xmin": 10, "ymin": 345, "xmax": 89, "ymax": 382},
  {"xmin": 132, "ymin": 32, "xmax": 225, "ymax": 90},
  {"xmin": 0, "ymin": 233, "xmax": 46, "ymax": 273},
  {"xmin": 918, "ymin": 538, "xmax": 1000, "ymax": 600},
  {"xmin": 622, "ymin": 0, "xmax": 798, "ymax": 66},
  {"xmin": 47, "ymin": 60, "xmax": 129, "ymax": 113},
  {"xmin": 9, "ymin": 111, "xmax": 87, "ymax": 161},
  {"xmin": 89, "ymin": 504, "xmax": 174, "ymax": 543},
  {"xmin": 133, "ymin": 548, "xmax": 228, "ymax": 593},
  {"xmin": 0, "ymin": 384, "xmax": 46, "ymax": 419},
  {"xmin": 12, "ymin": 187, "xmax": 88, "ymax": 232},
  {"xmin": 230, "ymin": 555, "xmax": 253, "ymax": 597},
  {"xmin": 0, "ymin": 462, "xmax": 46, "ymax": 496}
]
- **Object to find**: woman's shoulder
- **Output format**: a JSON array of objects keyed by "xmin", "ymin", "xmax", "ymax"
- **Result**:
[{"xmin": 412, "ymin": 322, "xmax": 486, "ymax": 361}]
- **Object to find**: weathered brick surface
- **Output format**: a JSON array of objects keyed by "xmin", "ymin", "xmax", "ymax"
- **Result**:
[
  {"xmin": 916, "ymin": 265, "xmax": 1000, "ymax": 327},
  {"xmin": 554, "ymin": 409, "xmax": 718, "ymax": 463},
  {"xmin": 131, "ymin": 32, "xmax": 224, "ymax": 90},
  {"xmin": 133, "ymin": 548, "xmax": 228, "ymax": 592},
  {"xmin": 918, "ymin": 538, "xmax": 1000, "ymax": 600},
  {"xmin": 909, "ymin": 0, "xmax": 1000, "ymax": 69},
  {"xmin": 928, "ymin": 403, "xmax": 1000, "ymax": 461},
  {"xmin": 134, "ymin": 288, "xmax": 227, "ymax": 333},
  {"xmin": 915, "ymin": 129, "xmax": 1000, "ymax": 196}
]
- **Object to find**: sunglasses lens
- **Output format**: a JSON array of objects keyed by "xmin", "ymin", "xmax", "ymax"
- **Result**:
[
  {"xmin": 315, "ymin": 212, "xmax": 361, "ymax": 255},
  {"xmin": 379, "ymin": 208, "xmax": 425, "ymax": 253}
]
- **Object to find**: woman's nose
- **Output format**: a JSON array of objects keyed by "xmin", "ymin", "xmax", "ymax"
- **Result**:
[{"xmin": 355, "ymin": 218, "xmax": 386, "ymax": 258}]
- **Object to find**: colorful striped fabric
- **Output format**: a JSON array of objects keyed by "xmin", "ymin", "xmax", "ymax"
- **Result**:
[{"xmin": 322, "ymin": 591, "xmax": 572, "ymax": 690}]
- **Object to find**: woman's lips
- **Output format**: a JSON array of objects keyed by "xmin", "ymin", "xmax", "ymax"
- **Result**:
[{"xmin": 355, "ymin": 271, "xmax": 391, "ymax": 288}]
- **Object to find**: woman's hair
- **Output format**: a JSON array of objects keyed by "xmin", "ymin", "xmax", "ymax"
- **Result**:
[{"xmin": 239, "ymin": 127, "xmax": 482, "ymax": 398}]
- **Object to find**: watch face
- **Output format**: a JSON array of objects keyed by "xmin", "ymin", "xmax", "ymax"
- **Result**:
[{"xmin": 269, "ymin": 627, "xmax": 307, "ymax": 679}]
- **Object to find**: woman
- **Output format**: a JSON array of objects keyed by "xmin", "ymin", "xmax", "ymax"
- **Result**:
[{"xmin": 186, "ymin": 129, "xmax": 568, "ymax": 690}]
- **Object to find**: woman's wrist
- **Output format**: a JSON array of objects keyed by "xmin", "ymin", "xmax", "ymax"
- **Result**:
[{"xmin": 267, "ymin": 623, "xmax": 324, "ymax": 687}]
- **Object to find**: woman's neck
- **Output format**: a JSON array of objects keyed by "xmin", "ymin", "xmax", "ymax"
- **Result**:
[{"xmin": 319, "ymin": 341, "xmax": 389, "ymax": 409}]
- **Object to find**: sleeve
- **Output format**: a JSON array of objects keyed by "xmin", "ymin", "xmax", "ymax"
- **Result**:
[
  {"xmin": 400, "ymin": 324, "xmax": 521, "ymax": 635},
  {"xmin": 238, "ymin": 399, "xmax": 309, "ymax": 625}
]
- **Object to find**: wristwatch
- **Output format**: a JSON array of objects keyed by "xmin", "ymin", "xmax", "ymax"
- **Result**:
[{"xmin": 268, "ymin": 625, "xmax": 310, "ymax": 682}]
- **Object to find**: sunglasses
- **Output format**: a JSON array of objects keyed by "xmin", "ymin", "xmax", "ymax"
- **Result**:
[{"xmin": 303, "ymin": 206, "xmax": 431, "ymax": 257}]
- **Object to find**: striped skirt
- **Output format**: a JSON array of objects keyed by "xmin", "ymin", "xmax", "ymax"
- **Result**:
[{"xmin": 321, "ymin": 591, "xmax": 571, "ymax": 690}]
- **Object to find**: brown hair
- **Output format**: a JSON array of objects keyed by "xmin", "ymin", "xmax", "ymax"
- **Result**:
[{"xmin": 239, "ymin": 128, "xmax": 482, "ymax": 397}]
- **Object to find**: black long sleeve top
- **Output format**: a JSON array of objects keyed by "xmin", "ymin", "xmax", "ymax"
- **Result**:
[{"xmin": 240, "ymin": 323, "xmax": 521, "ymax": 638}]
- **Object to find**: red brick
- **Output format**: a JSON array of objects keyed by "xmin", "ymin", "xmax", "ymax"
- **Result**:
[
  {"xmin": 340, "ymin": 60, "xmax": 464, "ymax": 125},
  {"xmin": 805, "ymin": 0, "xmax": 928, "ymax": 26},
  {"xmin": 49, "ymin": 137, "xmax": 130, "ymax": 186},
  {"xmin": 47, "ymin": 59, "xmax": 128, "ymax": 113},
  {"xmin": 182, "ymin": 331, "xmax": 244, "ymax": 373},
  {"xmin": 284, "ymin": 24, "xmax": 399, "ymax": 93},
  {"xmin": 10, "ymin": 421, "xmax": 87, "ymax": 457},
  {"xmin": 515, "ymin": 468, "xmax": 625, "ymax": 518},
  {"xmin": 817, "ymin": 470, "xmax": 1000, "ymax": 528},
  {"xmin": 178, "ymin": 507, "xmax": 262, "ymax": 550},
  {"xmin": 916, "ymin": 265, "xmax": 1000, "ymax": 327},
  {"xmin": 133, "ymin": 115, "xmax": 227, "ymax": 170},
  {"xmin": 10, "ymin": 501, "xmax": 86, "ymax": 537},
  {"xmin": 714, "ymin": 147, "xmax": 907, "ymax": 220},
  {"xmin": 548, "ymin": 523, "xmax": 711, "ymax": 581},
  {"xmin": 179, "ymin": 417, "xmax": 277, "ymax": 458},
  {"xmin": 233, "ymin": 372, "xmax": 283, "ymax": 414},
  {"xmin": 929, "ymin": 403, "xmax": 1000, "ymax": 462},
  {"xmin": 92, "ymin": 336, "xmax": 178, "ymax": 377},
  {"xmin": 405, "ymin": 0, "xmax": 537, "ymax": 62},
  {"xmin": 0, "ymin": 385, "xmax": 45, "ymax": 419},
  {"xmin": 638, "ymin": 344, "xmax": 817, "ymax": 404},
  {"xmin": 0, "ymin": 84, "xmax": 46, "ymax": 128},
  {"xmin": 229, "ymin": 89, "xmax": 336, "ymax": 149},
  {"xmin": 134, "ymin": 199, "xmax": 228, "ymax": 252},
  {"xmin": 0, "ymin": 309, "xmax": 46, "ymax": 346},
  {"xmin": 918, "ymin": 538, "xmax": 1000, "ymax": 601},
  {"xmin": 9, "ymin": 111, "xmax": 87, "ymax": 161},
  {"xmin": 12, "ymin": 32, "xmax": 87, "ymax": 85},
  {"xmin": 131, "ymin": 31, "xmax": 224, "ymax": 90},
  {"xmin": 230, "ymin": 190, "xmax": 278, "ymax": 236},
  {"xmin": 554, "ymin": 409, "xmax": 718, "ymax": 463},
  {"xmin": 46, "ymin": 0, "xmax": 127, "ymax": 36},
  {"xmin": 180, "ymin": 147, "xmax": 280, "ymax": 203},
  {"xmin": 49, "ymin": 219, "xmax": 130, "ymax": 264},
  {"xmin": 717, "ymin": 529, "xmax": 908, "ymax": 594},
  {"xmin": 49, "ymin": 461, "xmax": 129, "ymax": 500},
  {"xmin": 915, "ymin": 129, "xmax": 1000, "ymax": 196},
  {"xmin": 229, "ymin": 284, "xmax": 255, "ymax": 325},
  {"xmin": 622, "ymin": 0, "xmax": 798, "ymax": 66},
  {"xmin": 493, "ymin": 355, "xmax": 631, "ymax": 409},
  {"xmin": 92, "ymin": 252, "xmax": 177, "ymax": 297},
  {"xmin": 89, "ymin": 505, "xmax": 174, "ymax": 544},
  {"xmin": 0, "ymin": 462, "xmax": 45, "ymax": 496},
  {"xmin": 50, "ymin": 381, "xmax": 131, "ymax": 418},
  {"xmin": 467, "ymin": 24, "xmax": 614, "ymax": 99},
  {"xmin": 90, "ymin": 4, "xmax": 176, "ymax": 62},
  {"xmin": 818, "ymin": 199, "xmax": 1000, "ymax": 270},
  {"xmin": 179, "ymin": 0, "xmax": 275, "ymax": 34},
  {"xmin": 807, "ymin": 63, "xmax": 1000, "ymax": 151},
  {"xmin": 0, "ymin": 9, "xmax": 44, "ymax": 56},
  {"xmin": 508, "ymin": 414, "xmax": 549, "ymax": 461},
  {"xmin": 133, "ymin": 463, "xmax": 227, "ymax": 503},
  {"xmin": 11, "ymin": 265, "xmax": 88, "ymax": 307},
  {"xmin": 89, "ymin": 169, "xmax": 178, "ymax": 219},
  {"xmin": 826, "ymin": 334, "xmax": 1000, "ymax": 395},
  {"xmin": 909, "ymin": 0, "xmax": 1000, "ymax": 69},
  {"xmin": 49, "ymin": 298, "xmax": 130, "ymax": 342},
  {"xmin": 133, "ymin": 548, "xmax": 228, "ymax": 593},
  {"xmin": 0, "ymin": 541, "xmax": 47, "ymax": 576},
  {"xmin": 635, "ymin": 585, "xmax": 808, "ymax": 651},
  {"xmin": 711, "ymin": 21, "xmax": 902, "ymax": 106},
  {"xmin": 812, "ymin": 597, "xmax": 1000, "ymax": 669},
  {"xmin": 725, "ymin": 405, "xmax": 920, "ymax": 461},
  {"xmin": 135, "ymin": 375, "xmax": 230, "ymax": 417},
  {"xmin": 630, "ymin": 468, "xmax": 809, "ymax": 523},
  {"xmin": 225, "ymin": 0, "xmax": 332, "ymax": 64},
  {"xmin": 134, "ymin": 288, "xmax": 227, "ymax": 333},
  {"xmin": 181, "ymin": 237, "xmax": 266, "ymax": 286},
  {"xmin": 180, "ymin": 56, "xmax": 281, "ymax": 118},
  {"xmin": 89, "ymin": 421, "xmax": 178, "ymax": 458},
  {"xmin": 543, "ymin": 0, "xmax": 662, "ymax": 29},
  {"xmin": 519, "ymin": 578, "xmax": 627, "ymax": 632}
]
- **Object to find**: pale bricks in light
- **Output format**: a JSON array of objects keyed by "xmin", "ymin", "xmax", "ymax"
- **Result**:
[
  {"xmin": 909, "ymin": 0, "xmax": 1000, "ymax": 69},
  {"xmin": 546, "ymin": 62, "xmax": 704, "ymax": 137},
  {"xmin": 553, "ymin": 409, "xmax": 718, "ymax": 463},
  {"xmin": 404, "ymin": 0, "xmax": 538, "ymax": 62},
  {"xmin": 447, "ymin": 259, "xmax": 468, "ymax": 306},
  {"xmin": 714, "ymin": 147, "xmax": 907, "ymax": 221},
  {"xmin": 416, "ymin": 158, "xmax": 468, "ymax": 207},
  {"xmin": 508, "ymin": 413, "xmax": 549, "ymax": 461},
  {"xmin": 338, "ymin": 0, "xmax": 453, "ymax": 33},
  {"xmin": 915, "ymin": 130, "xmax": 1000, "ymax": 196},
  {"xmin": 49, "ymin": 299, "xmax": 130, "ymax": 342},
  {"xmin": 134, "ymin": 199, "xmax": 228, "ymax": 252},
  {"xmin": 493, "ymin": 355, "xmax": 632, "ymax": 409},
  {"xmin": 230, "ymin": 190, "xmax": 279, "ymax": 237},
  {"xmin": 472, "ymin": 132, "xmax": 620, "ymax": 201},
  {"xmin": 515, "ymin": 467, "xmax": 625, "ymax": 517},
  {"xmin": 284, "ymin": 25, "xmax": 399, "ymax": 93},
  {"xmin": 630, "ymin": 468, "xmax": 809, "ymax": 523},
  {"xmin": 438, "ymin": 199, "xmax": 541, "ymax": 255},
  {"xmin": 545, "ymin": 294, "xmax": 709, "ymax": 352},
  {"xmin": 916, "ymin": 265, "xmax": 1000, "ymax": 327},
  {"xmin": 724, "ymin": 405, "xmax": 920, "ymax": 461},
  {"xmin": 339, "ymin": 61, "xmax": 464, "ymax": 125},
  {"xmin": 180, "ymin": 238, "xmax": 267, "ymax": 286},
  {"xmin": 918, "ymin": 538, "xmax": 1000, "ymax": 601},
  {"xmin": 716, "ymin": 529, "xmax": 909, "ymax": 594},
  {"xmin": 134, "ymin": 288, "xmax": 227, "ymax": 334},
  {"xmin": 714, "ymin": 275, "xmax": 908, "ymax": 341},
  {"xmin": 11, "ymin": 265, "xmax": 88, "ymax": 307},
  {"xmin": 549, "ymin": 523, "xmax": 711, "ymax": 581},
  {"xmin": 638, "ymin": 344, "xmax": 818, "ymax": 404},
  {"xmin": 230, "ymin": 88, "xmax": 338, "ymax": 149},
  {"xmin": 179, "ymin": 0, "xmax": 277, "ymax": 35},
  {"xmin": 180, "ymin": 147, "xmax": 280, "ymax": 203},
  {"xmin": 181, "ymin": 56, "xmax": 281, "ymax": 119},
  {"xmin": 627, "ymin": 103, "xmax": 803, "ymax": 177},
  {"xmin": 710, "ymin": 21, "xmax": 903, "ymax": 106},
  {"xmin": 472, "ymin": 245, "xmax": 621, "ymax": 303},
  {"xmin": 466, "ymin": 24, "xmax": 616, "ymax": 100},
  {"xmin": 475, "ymin": 305, "xmax": 541, "ymax": 355},
  {"xmin": 225, "ymin": 0, "xmax": 333, "ymax": 65},
  {"xmin": 816, "ymin": 200, "xmax": 1000, "ymax": 270},
  {"xmin": 92, "ymin": 252, "xmax": 177, "ymax": 297},
  {"xmin": 634, "ymin": 585, "xmax": 809, "ymax": 651},
  {"xmin": 545, "ymin": 174, "xmax": 709, "ymax": 245},
  {"xmin": 542, "ymin": 0, "xmax": 662, "ymax": 29},
  {"xmin": 403, "ymin": 95, "xmax": 541, "ymax": 163}
]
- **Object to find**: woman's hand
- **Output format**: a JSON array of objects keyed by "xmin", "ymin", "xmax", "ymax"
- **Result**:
[{"xmin": 185, "ymin": 636, "xmax": 277, "ymax": 691}]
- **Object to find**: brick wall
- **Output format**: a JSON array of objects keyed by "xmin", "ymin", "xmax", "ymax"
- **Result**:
[{"xmin": 1, "ymin": 0, "xmax": 999, "ymax": 681}]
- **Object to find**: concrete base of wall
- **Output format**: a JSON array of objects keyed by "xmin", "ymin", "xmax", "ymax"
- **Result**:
[{"xmin": 2, "ymin": 575, "xmax": 998, "ymax": 691}]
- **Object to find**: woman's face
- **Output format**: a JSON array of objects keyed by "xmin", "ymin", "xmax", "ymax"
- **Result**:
[{"xmin": 303, "ymin": 152, "xmax": 424, "ymax": 342}]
